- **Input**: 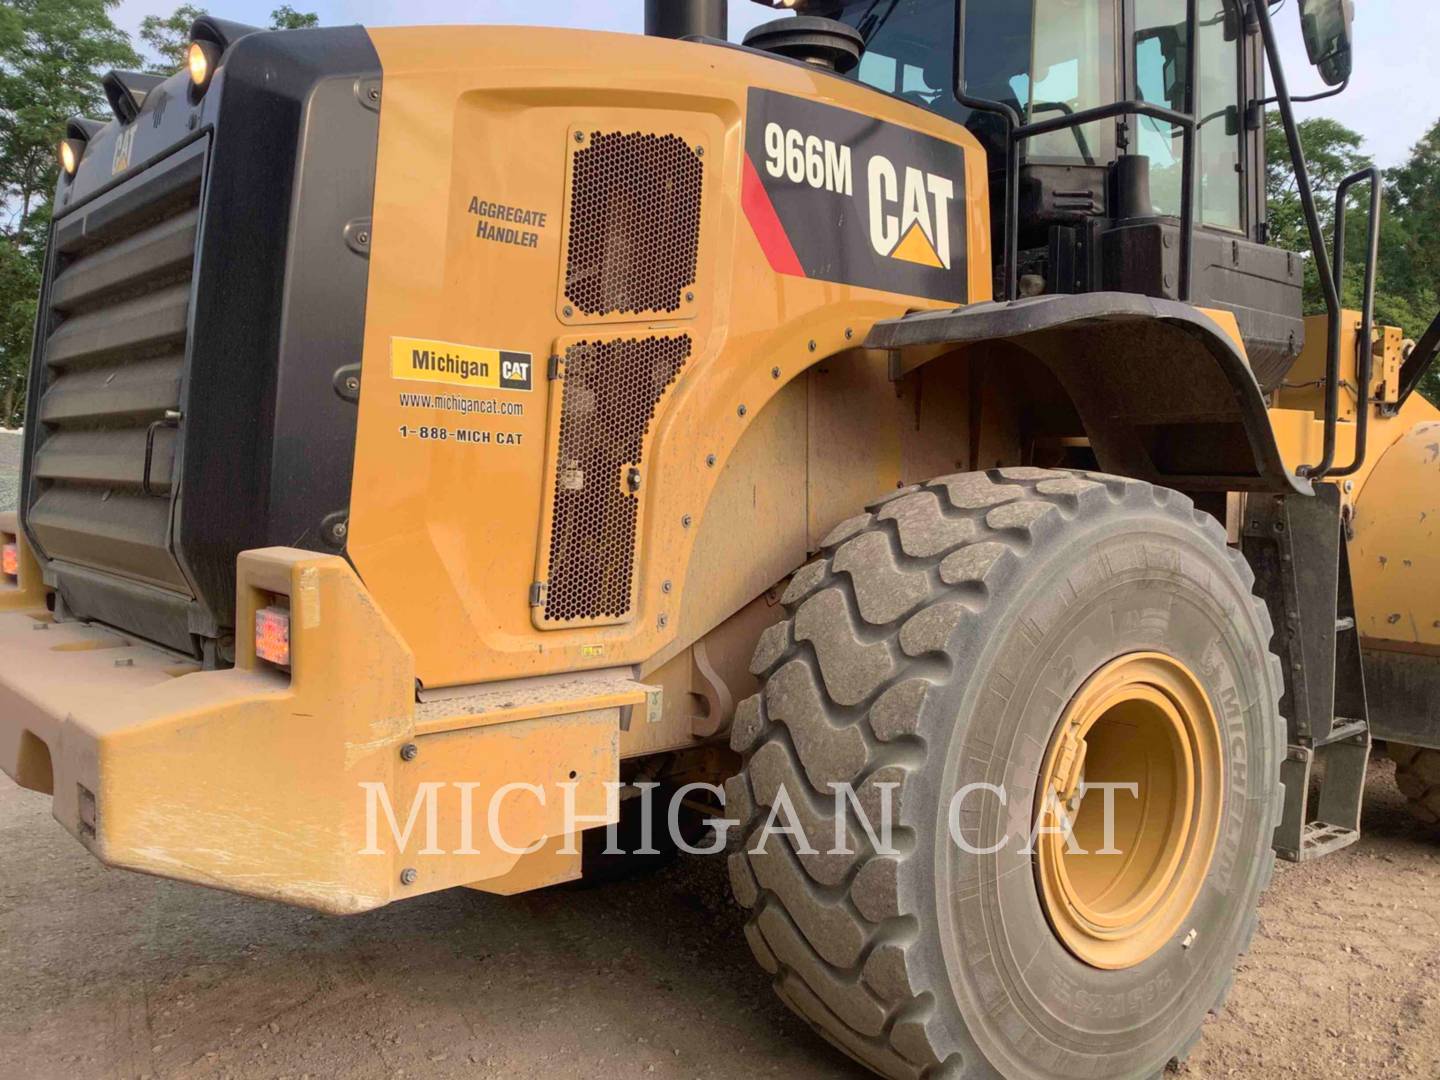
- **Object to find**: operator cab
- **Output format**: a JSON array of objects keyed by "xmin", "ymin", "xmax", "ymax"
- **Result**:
[{"xmin": 821, "ymin": 0, "xmax": 1301, "ymax": 387}]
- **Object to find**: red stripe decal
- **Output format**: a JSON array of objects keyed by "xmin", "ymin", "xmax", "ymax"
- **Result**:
[{"xmin": 742, "ymin": 154, "xmax": 806, "ymax": 279}]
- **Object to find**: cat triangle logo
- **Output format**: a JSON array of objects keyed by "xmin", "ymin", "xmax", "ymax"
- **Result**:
[
  {"xmin": 867, "ymin": 154, "xmax": 956, "ymax": 272},
  {"xmin": 890, "ymin": 221, "xmax": 945, "ymax": 268}
]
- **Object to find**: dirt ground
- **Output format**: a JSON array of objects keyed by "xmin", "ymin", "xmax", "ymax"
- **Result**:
[
  {"xmin": 0, "ymin": 759, "xmax": 1437, "ymax": 1080},
  {"xmin": 2, "ymin": 429, "xmax": 1437, "ymax": 1077}
]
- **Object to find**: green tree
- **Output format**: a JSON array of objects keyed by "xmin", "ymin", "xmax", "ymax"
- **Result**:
[
  {"xmin": 1266, "ymin": 112, "xmax": 1440, "ymax": 405},
  {"xmin": 1264, "ymin": 113, "xmax": 1372, "ymax": 314},
  {"xmin": 270, "ymin": 6, "xmax": 319, "ymax": 30},
  {"xmin": 0, "ymin": 0, "xmax": 138, "ymax": 424},
  {"xmin": 139, "ymin": 6, "xmax": 321, "ymax": 73},
  {"xmin": 138, "ymin": 4, "xmax": 206, "ymax": 74},
  {"xmin": 1387, "ymin": 120, "xmax": 1440, "ymax": 405}
]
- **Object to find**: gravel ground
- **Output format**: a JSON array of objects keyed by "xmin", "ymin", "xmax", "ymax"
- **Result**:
[
  {"xmin": 1, "ymin": 428, "xmax": 1437, "ymax": 1078},
  {"xmin": 0, "ymin": 430, "xmax": 22, "ymax": 513},
  {"xmin": 1, "ymin": 762, "xmax": 1438, "ymax": 1079}
]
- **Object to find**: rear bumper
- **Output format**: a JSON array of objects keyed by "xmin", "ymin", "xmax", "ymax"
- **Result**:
[{"xmin": 0, "ymin": 525, "xmax": 625, "ymax": 913}]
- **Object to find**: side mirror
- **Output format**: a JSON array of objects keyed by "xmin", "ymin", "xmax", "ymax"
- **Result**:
[{"xmin": 1298, "ymin": 0, "xmax": 1354, "ymax": 86}]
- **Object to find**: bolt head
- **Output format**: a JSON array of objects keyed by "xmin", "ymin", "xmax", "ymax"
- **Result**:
[
  {"xmin": 808, "ymin": 340, "xmax": 817, "ymax": 352},
  {"xmin": 563, "ymin": 305, "xmax": 574, "ymax": 318},
  {"xmin": 661, "ymin": 580, "xmax": 672, "ymax": 593},
  {"xmin": 400, "ymin": 868, "xmax": 417, "ymax": 886},
  {"xmin": 333, "ymin": 521, "xmax": 349, "ymax": 539},
  {"xmin": 705, "ymin": 454, "xmax": 716, "ymax": 468},
  {"xmin": 681, "ymin": 514, "xmax": 692, "ymax": 528},
  {"xmin": 845, "ymin": 328, "xmax": 854, "ymax": 340},
  {"xmin": 400, "ymin": 742, "xmax": 418, "ymax": 762},
  {"xmin": 771, "ymin": 366, "xmax": 781, "ymax": 379},
  {"xmin": 657, "ymin": 614, "xmax": 669, "ymax": 629},
  {"xmin": 574, "ymin": 131, "xmax": 585, "ymax": 143},
  {"xmin": 345, "ymin": 377, "xmax": 360, "ymax": 391},
  {"xmin": 737, "ymin": 404, "xmax": 747, "ymax": 417},
  {"xmin": 685, "ymin": 291, "xmax": 695, "ymax": 303}
]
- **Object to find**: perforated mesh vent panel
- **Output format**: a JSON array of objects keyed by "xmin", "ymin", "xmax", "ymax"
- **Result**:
[
  {"xmin": 564, "ymin": 131, "xmax": 703, "ymax": 317},
  {"xmin": 543, "ymin": 335, "xmax": 692, "ymax": 623}
]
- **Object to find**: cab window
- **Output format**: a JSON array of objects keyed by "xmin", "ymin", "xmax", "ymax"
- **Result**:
[
  {"xmin": 1023, "ymin": 0, "xmax": 1118, "ymax": 163},
  {"xmin": 1134, "ymin": 0, "xmax": 1245, "ymax": 230},
  {"xmin": 839, "ymin": 0, "xmax": 965, "ymax": 123},
  {"xmin": 959, "ymin": 0, "xmax": 1118, "ymax": 165}
]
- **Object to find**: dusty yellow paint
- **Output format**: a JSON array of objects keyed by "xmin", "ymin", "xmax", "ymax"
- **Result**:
[
  {"xmin": 1277, "ymin": 312, "xmax": 1407, "ymax": 423},
  {"xmin": 1265, "ymin": 311, "xmax": 1440, "ymax": 657},
  {"xmin": 0, "ymin": 547, "xmax": 635, "ymax": 914},
  {"xmin": 1351, "ymin": 413, "xmax": 1440, "ymax": 651},
  {"xmin": 1035, "ymin": 654, "xmax": 1223, "ymax": 971},
  {"xmin": 1197, "ymin": 307, "xmax": 1247, "ymax": 358},
  {"xmin": 1266, "ymin": 406, "xmax": 1357, "ymax": 477},
  {"xmin": 465, "ymin": 832, "xmax": 583, "ymax": 895},
  {"xmin": 349, "ymin": 26, "xmax": 993, "ymax": 691}
]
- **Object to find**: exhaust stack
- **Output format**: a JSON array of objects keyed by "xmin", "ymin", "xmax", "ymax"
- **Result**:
[{"xmin": 644, "ymin": 0, "xmax": 727, "ymax": 40}]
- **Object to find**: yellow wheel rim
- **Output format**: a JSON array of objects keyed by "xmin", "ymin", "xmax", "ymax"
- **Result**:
[{"xmin": 1034, "ymin": 653, "xmax": 1224, "ymax": 971}]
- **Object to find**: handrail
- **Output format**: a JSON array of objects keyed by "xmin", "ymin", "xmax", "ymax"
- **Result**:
[{"xmin": 1328, "ymin": 167, "xmax": 1382, "ymax": 479}]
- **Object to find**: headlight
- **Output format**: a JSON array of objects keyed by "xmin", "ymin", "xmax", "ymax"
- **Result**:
[
  {"xmin": 188, "ymin": 40, "xmax": 221, "ymax": 91},
  {"xmin": 59, "ymin": 137, "xmax": 84, "ymax": 178}
]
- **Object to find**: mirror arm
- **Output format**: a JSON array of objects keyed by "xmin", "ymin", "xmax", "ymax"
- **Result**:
[{"xmin": 1258, "ymin": 74, "xmax": 1349, "ymax": 107}]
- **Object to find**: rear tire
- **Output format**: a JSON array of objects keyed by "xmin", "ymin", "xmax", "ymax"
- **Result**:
[
  {"xmin": 1388, "ymin": 743, "xmax": 1440, "ymax": 826},
  {"xmin": 725, "ymin": 469, "xmax": 1284, "ymax": 1079}
]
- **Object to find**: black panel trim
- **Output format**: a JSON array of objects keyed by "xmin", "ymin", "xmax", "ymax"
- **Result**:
[
  {"xmin": 867, "ymin": 293, "xmax": 1307, "ymax": 495},
  {"xmin": 173, "ymin": 26, "xmax": 382, "ymax": 635}
]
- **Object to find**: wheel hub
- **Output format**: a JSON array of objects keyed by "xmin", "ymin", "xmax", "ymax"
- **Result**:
[{"xmin": 1034, "ymin": 653, "xmax": 1225, "ymax": 970}]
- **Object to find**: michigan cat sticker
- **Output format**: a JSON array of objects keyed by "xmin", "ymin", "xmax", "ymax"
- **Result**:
[
  {"xmin": 743, "ymin": 89, "xmax": 968, "ymax": 303},
  {"xmin": 390, "ymin": 337, "xmax": 533, "ymax": 392}
]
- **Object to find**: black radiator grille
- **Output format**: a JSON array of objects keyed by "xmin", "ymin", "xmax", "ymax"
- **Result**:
[
  {"xmin": 27, "ymin": 147, "xmax": 203, "ymax": 596},
  {"xmin": 542, "ymin": 334, "xmax": 691, "ymax": 624},
  {"xmin": 564, "ymin": 130, "xmax": 704, "ymax": 318}
]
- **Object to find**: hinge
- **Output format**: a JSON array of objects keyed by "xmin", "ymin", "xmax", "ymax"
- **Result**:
[
  {"xmin": 529, "ymin": 581, "xmax": 547, "ymax": 607},
  {"xmin": 548, "ymin": 355, "xmax": 564, "ymax": 380}
]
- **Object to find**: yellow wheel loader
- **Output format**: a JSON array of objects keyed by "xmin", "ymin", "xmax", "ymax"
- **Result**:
[{"xmin": 4, "ymin": 0, "xmax": 1439, "ymax": 1076}]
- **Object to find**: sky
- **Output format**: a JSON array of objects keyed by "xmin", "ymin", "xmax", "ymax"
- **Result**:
[{"xmin": 109, "ymin": 0, "xmax": 1438, "ymax": 168}]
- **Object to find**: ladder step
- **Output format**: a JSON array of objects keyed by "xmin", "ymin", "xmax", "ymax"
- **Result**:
[
  {"xmin": 1336, "ymin": 616, "xmax": 1355, "ymax": 632},
  {"xmin": 1314, "ymin": 718, "xmax": 1369, "ymax": 745},
  {"xmin": 1293, "ymin": 822, "xmax": 1360, "ymax": 862}
]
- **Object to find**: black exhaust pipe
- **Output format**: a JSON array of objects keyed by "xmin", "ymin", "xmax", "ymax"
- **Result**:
[{"xmin": 644, "ymin": 0, "xmax": 727, "ymax": 40}]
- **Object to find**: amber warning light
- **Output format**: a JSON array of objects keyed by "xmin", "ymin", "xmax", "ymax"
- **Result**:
[
  {"xmin": 255, "ymin": 605, "xmax": 291, "ymax": 666},
  {"xmin": 2, "ymin": 543, "xmax": 18, "ymax": 578}
]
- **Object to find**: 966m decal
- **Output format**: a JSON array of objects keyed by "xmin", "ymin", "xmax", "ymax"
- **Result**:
[{"xmin": 743, "ymin": 88, "xmax": 968, "ymax": 303}]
